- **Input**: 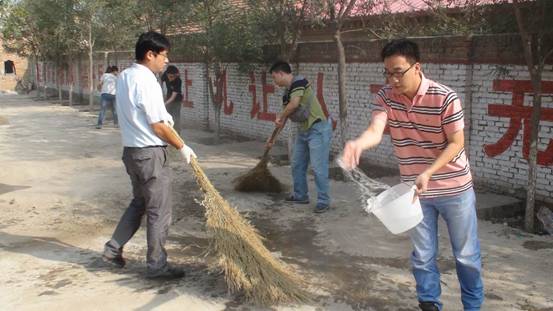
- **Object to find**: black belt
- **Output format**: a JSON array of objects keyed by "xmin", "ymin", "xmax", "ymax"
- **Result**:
[{"xmin": 125, "ymin": 145, "xmax": 167, "ymax": 149}]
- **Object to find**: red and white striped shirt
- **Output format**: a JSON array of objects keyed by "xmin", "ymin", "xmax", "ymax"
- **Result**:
[{"xmin": 372, "ymin": 73, "xmax": 472, "ymax": 198}]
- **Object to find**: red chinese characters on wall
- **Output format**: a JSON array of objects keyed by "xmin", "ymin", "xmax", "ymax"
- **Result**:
[
  {"xmin": 182, "ymin": 69, "xmax": 193, "ymax": 108},
  {"xmin": 211, "ymin": 70, "xmax": 234, "ymax": 115},
  {"xmin": 248, "ymin": 71, "xmax": 336, "ymax": 127},
  {"xmin": 249, "ymin": 72, "xmax": 276, "ymax": 121},
  {"xmin": 484, "ymin": 79, "xmax": 553, "ymax": 166}
]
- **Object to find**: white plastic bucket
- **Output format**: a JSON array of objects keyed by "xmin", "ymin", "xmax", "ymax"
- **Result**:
[{"xmin": 367, "ymin": 183, "xmax": 423, "ymax": 234}]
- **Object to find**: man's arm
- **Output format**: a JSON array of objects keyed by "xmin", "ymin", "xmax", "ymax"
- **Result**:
[
  {"xmin": 340, "ymin": 115, "xmax": 387, "ymax": 170},
  {"xmin": 414, "ymin": 129, "xmax": 465, "ymax": 195},
  {"xmin": 151, "ymin": 122, "xmax": 184, "ymax": 149},
  {"xmin": 275, "ymin": 96, "xmax": 301, "ymax": 127},
  {"xmin": 165, "ymin": 93, "xmax": 177, "ymax": 105}
]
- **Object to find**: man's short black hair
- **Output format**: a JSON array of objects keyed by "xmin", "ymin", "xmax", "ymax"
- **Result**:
[
  {"xmin": 381, "ymin": 39, "xmax": 420, "ymax": 64},
  {"xmin": 110, "ymin": 65, "xmax": 119, "ymax": 72},
  {"xmin": 269, "ymin": 61, "xmax": 292, "ymax": 74},
  {"xmin": 135, "ymin": 31, "xmax": 170, "ymax": 61},
  {"xmin": 165, "ymin": 65, "xmax": 179, "ymax": 75}
]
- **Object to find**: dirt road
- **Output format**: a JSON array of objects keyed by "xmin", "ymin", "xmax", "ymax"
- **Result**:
[{"xmin": 1, "ymin": 95, "xmax": 552, "ymax": 311}]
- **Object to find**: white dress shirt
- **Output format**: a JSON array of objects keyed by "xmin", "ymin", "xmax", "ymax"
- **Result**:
[
  {"xmin": 115, "ymin": 63, "xmax": 173, "ymax": 147},
  {"xmin": 100, "ymin": 73, "xmax": 117, "ymax": 95}
]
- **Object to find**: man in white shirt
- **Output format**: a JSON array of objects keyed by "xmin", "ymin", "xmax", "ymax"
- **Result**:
[
  {"xmin": 96, "ymin": 66, "xmax": 118, "ymax": 129},
  {"xmin": 102, "ymin": 31, "xmax": 197, "ymax": 280}
]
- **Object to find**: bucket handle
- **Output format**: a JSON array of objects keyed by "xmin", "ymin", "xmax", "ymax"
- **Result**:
[
  {"xmin": 365, "ymin": 182, "xmax": 417, "ymax": 214},
  {"xmin": 405, "ymin": 182, "xmax": 419, "ymax": 204}
]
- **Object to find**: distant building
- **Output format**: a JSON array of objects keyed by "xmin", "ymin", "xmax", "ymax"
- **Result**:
[{"xmin": 0, "ymin": 38, "xmax": 29, "ymax": 91}]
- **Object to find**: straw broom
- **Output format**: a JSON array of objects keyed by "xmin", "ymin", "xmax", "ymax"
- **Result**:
[
  {"xmin": 233, "ymin": 126, "xmax": 284, "ymax": 193},
  {"xmin": 171, "ymin": 128, "xmax": 310, "ymax": 305}
]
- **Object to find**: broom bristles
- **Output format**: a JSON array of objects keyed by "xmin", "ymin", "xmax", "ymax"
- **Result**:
[
  {"xmin": 233, "ymin": 156, "xmax": 284, "ymax": 193},
  {"xmin": 190, "ymin": 158, "xmax": 310, "ymax": 305}
]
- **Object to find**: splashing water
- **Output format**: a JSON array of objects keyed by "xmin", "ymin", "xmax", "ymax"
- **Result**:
[{"xmin": 336, "ymin": 158, "xmax": 390, "ymax": 214}]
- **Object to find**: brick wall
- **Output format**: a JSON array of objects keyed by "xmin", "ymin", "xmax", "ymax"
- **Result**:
[
  {"xmin": 0, "ymin": 41, "xmax": 29, "ymax": 91},
  {"xmin": 37, "ymin": 35, "xmax": 553, "ymax": 203},
  {"xmin": 155, "ymin": 61, "xmax": 553, "ymax": 203}
]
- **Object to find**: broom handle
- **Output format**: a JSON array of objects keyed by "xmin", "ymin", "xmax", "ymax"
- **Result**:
[{"xmin": 262, "ymin": 125, "xmax": 284, "ymax": 159}]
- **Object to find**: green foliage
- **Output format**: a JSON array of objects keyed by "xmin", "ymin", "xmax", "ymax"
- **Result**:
[
  {"xmin": 246, "ymin": 0, "xmax": 322, "ymax": 61},
  {"xmin": 170, "ymin": 0, "xmax": 266, "ymax": 73},
  {"xmin": 370, "ymin": 0, "xmax": 552, "ymax": 39}
]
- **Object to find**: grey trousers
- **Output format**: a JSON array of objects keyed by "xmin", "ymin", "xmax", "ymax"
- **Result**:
[{"xmin": 104, "ymin": 146, "xmax": 171, "ymax": 272}]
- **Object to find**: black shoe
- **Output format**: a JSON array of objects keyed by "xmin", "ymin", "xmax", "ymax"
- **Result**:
[
  {"xmin": 146, "ymin": 266, "xmax": 185, "ymax": 280},
  {"xmin": 102, "ymin": 254, "xmax": 126, "ymax": 268},
  {"xmin": 284, "ymin": 194, "xmax": 309, "ymax": 204},
  {"xmin": 419, "ymin": 302, "xmax": 439, "ymax": 311},
  {"xmin": 314, "ymin": 203, "xmax": 329, "ymax": 213}
]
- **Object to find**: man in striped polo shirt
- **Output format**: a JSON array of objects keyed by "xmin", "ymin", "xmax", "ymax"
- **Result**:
[{"xmin": 341, "ymin": 39, "xmax": 483, "ymax": 311}]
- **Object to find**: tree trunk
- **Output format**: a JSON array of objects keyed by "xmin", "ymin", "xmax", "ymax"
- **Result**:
[
  {"xmin": 57, "ymin": 61, "xmax": 62, "ymax": 104},
  {"xmin": 514, "ymin": 1, "xmax": 545, "ymax": 232},
  {"xmin": 206, "ymin": 63, "xmax": 223, "ymax": 141},
  {"xmin": 88, "ymin": 23, "xmax": 94, "ymax": 110},
  {"xmin": 69, "ymin": 83, "xmax": 73, "ymax": 106},
  {"xmin": 76, "ymin": 57, "xmax": 82, "ymax": 104},
  {"xmin": 334, "ymin": 27, "xmax": 348, "ymax": 147},
  {"xmin": 33, "ymin": 56, "xmax": 40, "ymax": 97},
  {"xmin": 525, "ymin": 74, "xmax": 542, "ymax": 232},
  {"xmin": 214, "ymin": 107, "xmax": 221, "ymax": 142},
  {"xmin": 204, "ymin": 62, "xmax": 210, "ymax": 130}
]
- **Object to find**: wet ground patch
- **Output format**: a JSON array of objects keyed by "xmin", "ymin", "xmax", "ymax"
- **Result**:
[
  {"xmin": 522, "ymin": 240, "xmax": 553, "ymax": 251},
  {"xmin": 0, "ymin": 183, "xmax": 30, "ymax": 195},
  {"xmin": 330, "ymin": 160, "xmax": 399, "ymax": 182},
  {"xmin": 195, "ymin": 134, "xmax": 255, "ymax": 146}
]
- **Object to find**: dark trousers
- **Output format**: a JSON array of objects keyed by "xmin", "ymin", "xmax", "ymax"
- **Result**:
[
  {"xmin": 104, "ymin": 146, "xmax": 171, "ymax": 272},
  {"xmin": 166, "ymin": 101, "xmax": 181, "ymax": 134}
]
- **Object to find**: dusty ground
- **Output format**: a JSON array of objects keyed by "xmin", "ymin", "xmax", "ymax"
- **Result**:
[{"xmin": 1, "ymin": 94, "xmax": 552, "ymax": 311}]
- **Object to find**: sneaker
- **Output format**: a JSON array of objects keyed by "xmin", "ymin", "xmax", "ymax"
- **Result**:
[
  {"xmin": 419, "ymin": 302, "xmax": 439, "ymax": 311},
  {"xmin": 314, "ymin": 203, "xmax": 329, "ymax": 213},
  {"xmin": 96, "ymin": 125, "xmax": 102, "ymax": 129},
  {"xmin": 146, "ymin": 266, "xmax": 185, "ymax": 280},
  {"xmin": 102, "ymin": 254, "xmax": 126, "ymax": 268},
  {"xmin": 284, "ymin": 195, "xmax": 309, "ymax": 204}
]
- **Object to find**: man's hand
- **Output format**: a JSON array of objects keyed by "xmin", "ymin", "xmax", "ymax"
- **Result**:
[
  {"xmin": 413, "ymin": 171, "xmax": 431, "ymax": 202},
  {"xmin": 275, "ymin": 114, "xmax": 285, "ymax": 128},
  {"xmin": 341, "ymin": 140, "xmax": 363, "ymax": 170},
  {"xmin": 179, "ymin": 144, "xmax": 197, "ymax": 164},
  {"xmin": 265, "ymin": 136, "xmax": 275, "ymax": 149}
]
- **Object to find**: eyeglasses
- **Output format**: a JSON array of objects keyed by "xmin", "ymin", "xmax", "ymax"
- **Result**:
[
  {"xmin": 155, "ymin": 52, "xmax": 169, "ymax": 60},
  {"xmin": 383, "ymin": 63, "xmax": 415, "ymax": 80}
]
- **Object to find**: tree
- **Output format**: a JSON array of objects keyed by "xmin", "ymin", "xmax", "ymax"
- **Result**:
[
  {"xmin": 248, "ymin": 0, "xmax": 316, "ymax": 62},
  {"xmin": 176, "ymin": 0, "xmax": 265, "ymax": 139},
  {"xmin": 327, "ymin": 0, "xmax": 357, "ymax": 147},
  {"xmin": 130, "ymin": 0, "xmax": 191, "ymax": 35},
  {"xmin": 511, "ymin": 0, "xmax": 553, "ymax": 232},
  {"xmin": 318, "ymin": 0, "xmax": 379, "ymax": 146}
]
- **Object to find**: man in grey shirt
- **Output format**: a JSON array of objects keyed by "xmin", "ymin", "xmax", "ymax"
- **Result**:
[{"xmin": 102, "ymin": 31, "xmax": 196, "ymax": 280}]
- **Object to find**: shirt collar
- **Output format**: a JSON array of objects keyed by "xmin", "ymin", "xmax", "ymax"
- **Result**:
[
  {"xmin": 417, "ymin": 72, "xmax": 430, "ymax": 97},
  {"xmin": 133, "ymin": 63, "xmax": 155, "ymax": 76}
]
